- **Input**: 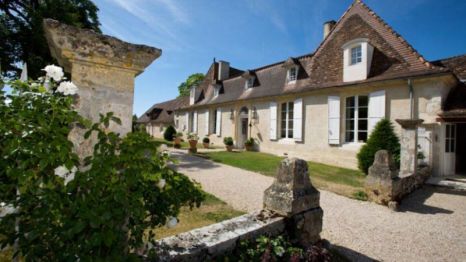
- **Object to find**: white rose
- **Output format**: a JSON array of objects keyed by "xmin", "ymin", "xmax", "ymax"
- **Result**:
[
  {"xmin": 0, "ymin": 204, "xmax": 17, "ymax": 218},
  {"xmin": 167, "ymin": 217, "xmax": 178, "ymax": 228},
  {"xmin": 57, "ymin": 81, "xmax": 78, "ymax": 96},
  {"xmin": 42, "ymin": 65, "xmax": 64, "ymax": 82},
  {"xmin": 54, "ymin": 165, "xmax": 69, "ymax": 178},
  {"xmin": 157, "ymin": 179, "xmax": 166, "ymax": 189}
]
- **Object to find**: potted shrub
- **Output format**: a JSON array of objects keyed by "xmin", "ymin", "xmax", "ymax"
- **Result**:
[
  {"xmin": 163, "ymin": 125, "xmax": 177, "ymax": 141},
  {"xmin": 202, "ymin": 136, "xmax": 210, "ymax": 148},
  {"xmin": 223, "ymin": 137, "xmax": 234, "ymax": 152},
  {"xmin": 244, "ymin": 138, "xmax": 255, "ymax": 151},
  {"xmin": 174, "ymin": 132, "xmax": 183, "ymax": 148},
  {"xmin": 187, "ymin": 133, "xmax": 199, "ymax": 153}
]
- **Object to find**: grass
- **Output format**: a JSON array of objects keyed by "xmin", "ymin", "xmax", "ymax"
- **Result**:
[
  {"xmin": 154, "ymin": 193, "xmax": 245, "ymax": 239},
  {"xmin": 152, "ymin": 137, "xmax": 223, "ymax": 150},
  {"xmin": 200, "ymin": 151, "xmax": 366, "ymax": 200}
]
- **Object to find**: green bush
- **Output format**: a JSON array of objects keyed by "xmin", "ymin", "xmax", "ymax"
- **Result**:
[
  {"xmin": 357, "ymin": 118, "xmax": 400, "ymax": 174},
  {"xmin": 0, "ymin": 67, "xmax": 204, "ymax": 260},
  {"xmin": 223, "ymin": 137, "xmax": 234, "ymax": 146},
  {"xmin": 163, "ymin": 125, "xmax": 177, "ymax": 141},
  {"xmin": 203, "ymin": 137, "xmax": 210, "ymax": 143}
]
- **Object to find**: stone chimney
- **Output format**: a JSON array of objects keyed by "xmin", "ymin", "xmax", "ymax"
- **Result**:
[
  {"xmin": 217, "ymin": 60, "xmax": 230, "ymax": 81},
  {"xmin": 323, "ymin": 20, "xmax": 336, "ymax": 39}
]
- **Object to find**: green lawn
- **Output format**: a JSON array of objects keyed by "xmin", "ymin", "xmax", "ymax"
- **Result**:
[
  {"xmin": 152, "ymin": 137, "xmax": 189, "ymax": 149},
  {"xmin": 200, "ymin": 151, "xmax": 366, "ymax": 200},
  {"xmin": 154, "ymin": 193, "xmax": 244, "ymax": 239}
]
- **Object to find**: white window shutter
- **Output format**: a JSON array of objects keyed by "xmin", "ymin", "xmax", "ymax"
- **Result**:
[
  {"xmin": 205, "ymin": 110, "xmax": 209, "ymax": 134},
  {"xmin": 269, "ymin": 102, "xmax": 278, "ymax": 140},
  {"xmin": 328, "ymin": 96, "xmax": 341, "ymax": 145},
  {"xmin": 193, "ymin": 111, "xmax": 198, "ymax": 133},
  {"xmin": 368, "ymin": 90, "xmax": 386, "ymax": 134},
  {"xmin": 293, "ymin": 98, "xmax": 303, "ymax": 142},
  {"xmin": 216, "ymin": 109, "xmax": 222, "ymax": 137},
  {"xmin": 185, "ymin": 112, "xmax": 189, "ymax": 131}
]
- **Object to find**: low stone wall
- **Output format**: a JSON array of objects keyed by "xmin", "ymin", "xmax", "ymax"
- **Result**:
[
  {"xmin": 151, "ymin": 158, "xmax": 323, "ymax": 261},
  {"xmin": 365, "ymin": 150, "xmax": 431, "ymax": 207}
]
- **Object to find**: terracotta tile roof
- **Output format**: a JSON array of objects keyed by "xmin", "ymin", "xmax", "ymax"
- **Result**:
[
  {"xmin": 432, "ymin": 54, "xmax": 466, "ymax": 80},
  {"xmin": 137, "ymin": 96, "xmax": 188, "ymax": 124},
  {"xmin": 176, "ymin": 0, "xmax": 464, "ymax": 111}
]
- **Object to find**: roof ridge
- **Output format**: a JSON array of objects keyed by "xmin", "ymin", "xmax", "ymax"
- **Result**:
[
  {"xmin": 356, "ymin": 0, "xmax": 438, "ymax": 70},
  {"xmin": 432, "ymin": 53, "xmax": 466, "ymax": 63}
]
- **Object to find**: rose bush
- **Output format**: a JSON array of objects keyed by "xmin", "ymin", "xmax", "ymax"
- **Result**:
[{"xmin": 0, "ymin": 66, "xmax": 204, "ymax": 260}]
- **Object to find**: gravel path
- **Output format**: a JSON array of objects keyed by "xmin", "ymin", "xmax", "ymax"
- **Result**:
[{"xmin": 171, "ymin": 150, "xmax": 466, "ymax": 262}]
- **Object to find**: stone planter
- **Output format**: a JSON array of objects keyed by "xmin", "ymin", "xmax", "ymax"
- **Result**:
[
  {"xmin": 174, "ymin": 137, "xmax": 182, "ymax": 148},
  {"xmin": 189, "ymin": 140, "xmax": 198, "ymax": 149},
  {"xmin": 245, "ymin": 144, "xmax": 254, "ymax": 151},
  {"xmin": 203, "ymin": 143, "xmax": 209, "ymax": 149},
  {"xmin": 226, "ymin": 145, "xmax": 233, "ymax": 152}
]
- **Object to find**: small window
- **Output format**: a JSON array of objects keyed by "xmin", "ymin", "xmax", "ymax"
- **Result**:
[
  {"xmin": 287, "ymin": 67, "xmax": 298, "ymax": 83},
  {"xmin": 212, "ymin": 109, "xmax": 217, "ymax": 134},
  {"xmin": 350, "ymin": 45, "xmax": 362, "ymax": 65},
  {"xmin": 245, "ymin": 77, "xmax": 254, "ymax": 89},
  {"xmin": 345, "ymin": 95, "xmax": 368, "ymax": 143}
]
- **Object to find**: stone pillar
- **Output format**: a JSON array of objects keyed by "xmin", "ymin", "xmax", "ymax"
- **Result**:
[
  {"xmin": 365, "ymin": 150, "xmax": 398, "ymax": 205},
  {"xmin": 396, "ymin": 119, "xmax": 424, "ymax": 175},
  {"xmin": 43, "ymin": 19, "xmax": 161, "ymax": 158},
  {"xmin": 263, "ymin": 158, "xmax": 323, "ymax": 246}
]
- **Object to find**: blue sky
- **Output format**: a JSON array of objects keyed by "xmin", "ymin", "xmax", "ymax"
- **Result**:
[{"xmin": 95, "ymin": 0, "xmax": 466, "ymax": 117}]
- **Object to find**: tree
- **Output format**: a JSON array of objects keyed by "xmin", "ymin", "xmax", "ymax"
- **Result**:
[
  {"xmin": 357, "ymin": 118, "xmax": 401, "ymax": 174},
  {"xmin": 178, "ymin": 73, "xmax": 205, "ymax": 97},
  {"xmin": 0, "ymin": 0, "xmax": 100, "ymax": 78}
]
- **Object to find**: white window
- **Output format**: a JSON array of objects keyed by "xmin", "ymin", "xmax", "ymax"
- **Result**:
[
  {"xmin": 189, "ymin": 87, "xmax": 196, "ymax": 105},
  {"xmin": 280, "ymin": 101, "xmax": 294, "ymax": 139},
  {"xmin": 350, "ymin": 45, "xmax": 362, "ymax": 65},
  {"xmin": 345, "ymin": 95, "xmax": 368, "ymax": 143},
  {"xmin": 245, "ymin": 77, "xmax": 254, "ymax": 89},
  {"xmin": 212, "ymin": 109, "xmax": 217, "ymax": 134},
  {"xmin": 287, "ymin": 67, "xmax": 298, "ymax": 83},
  {"xmin": 213, "ymin": 86, "xmax": 220, "ymax": 97}
]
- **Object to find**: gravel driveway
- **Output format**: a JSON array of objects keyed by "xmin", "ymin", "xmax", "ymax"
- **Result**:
[{"xmin": 171, "ymin": 150, "xmax": 466, "ymax": 262}]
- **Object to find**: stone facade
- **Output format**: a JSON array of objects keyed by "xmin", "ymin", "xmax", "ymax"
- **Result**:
[
  {"xmin": 43, "ymin": 19, "xmax": 161, "ymax": 159},
  {"xmin": 152, "ymin": 158, "xmax": 323, "ymax": 260}
]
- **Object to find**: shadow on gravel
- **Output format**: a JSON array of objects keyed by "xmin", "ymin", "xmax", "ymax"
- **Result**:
[
  {"xmin": 326, "ymin": 241, "xmax": 378, "ymax": 262},
  {"xmin": 169, "ymin": 152, "xmax": 222, "ymax": 171},
  {"xmin": 398, "ymin": 186, "xmax": 465, "ymax": 215}
]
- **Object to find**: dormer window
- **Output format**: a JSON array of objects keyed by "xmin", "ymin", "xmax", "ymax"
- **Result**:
[
  {"xmin": 350, "ymin": 45, "xmax": 362, "ymax": 65},
  {"xmin": 213, "ymin": 86, "xmax": 220, "ymax": 97},
  {"xmin": 245, "ymin": 77, "xmax": 255, "ymax": 89},
  {"xmin": 189, "ymin": 86, "xmax": 196, "ymax": 105},
  {"xmin": 342, "ymin": 38, "xmax": 374, "ymax": 82},
  {"xmin": 287, "ymin": 66, "xmax": 298, "ymax": 83}
]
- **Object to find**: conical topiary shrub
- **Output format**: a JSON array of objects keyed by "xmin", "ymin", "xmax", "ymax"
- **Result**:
[
  {"xmin": 163, "ymin": 125, "xmax": 177, "ymax": 141},
  {"xmin": 357, "ymin": 118, "xmax": 400, "ymax": 174}
]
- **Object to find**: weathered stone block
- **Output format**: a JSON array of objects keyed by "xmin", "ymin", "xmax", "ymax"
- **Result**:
[
  {"xmin": 263, "ymin": 158, "xmax": 320, "ymax": 216},
  {"xmin": 290, "ymin": 207, "xmax": 324, "ymax": 247}
]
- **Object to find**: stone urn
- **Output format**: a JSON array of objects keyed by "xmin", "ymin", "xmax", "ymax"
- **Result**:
[
  {"xmin": 203, "ymin": 142, "xmax": 209, "ymax": 148},
  {"xmin": 226, "ymin": 145, "xmax": 233, "ymax": 152},
  {"xmin": 189, "ymin": 140, "xmax": 198, "ymax": 149},
  {"xmin": 245, "ymin": 144, "xmax": 254, "ymax": 151}
]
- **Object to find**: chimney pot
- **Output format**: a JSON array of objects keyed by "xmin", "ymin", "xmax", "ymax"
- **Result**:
[{"xmin": 323, "ymin": 20, "xmax": 336, "ymax": 39}]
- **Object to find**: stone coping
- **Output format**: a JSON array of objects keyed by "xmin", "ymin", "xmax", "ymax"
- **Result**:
[{"xmin": 395, "ymin": 119, "xmax": 424, "ymax": 129}]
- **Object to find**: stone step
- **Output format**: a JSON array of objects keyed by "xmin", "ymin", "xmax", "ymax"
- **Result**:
[{"xmin": 426, "ymin": 177, "xmax": 466, "ymax": 191}]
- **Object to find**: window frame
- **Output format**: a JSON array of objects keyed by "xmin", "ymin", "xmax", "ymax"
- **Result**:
[
  {"xmin": 350, "ymin": 45, "xmax": 362, "ymax": 65},
  {"xmin": 212, "ymin": 109, "xmax": 217, "ymax": 134},
  {"xmin": 287, "ymin": 66, "xmax": 298, "ymax": 83},
  {"xmin": 280, "ymin": 101, "xmax": 294, "ymax": 139},
  {"xmin": 245, "ymin": 77, "xmax": 255, "ymax": 89},
  {"xmin": 345, "ymin": 95, "xmax": 368, "ymax": 143}
]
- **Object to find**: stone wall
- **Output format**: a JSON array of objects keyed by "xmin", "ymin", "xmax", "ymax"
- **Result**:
[{"xmin": 151, "ymin": 158, "xmax": 323, "ymax": 261}]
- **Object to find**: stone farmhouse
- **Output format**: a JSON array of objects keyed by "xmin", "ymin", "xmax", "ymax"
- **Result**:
[{"xmin": 139, "ymin": 1, "xmax": 466, "ymax": 177}]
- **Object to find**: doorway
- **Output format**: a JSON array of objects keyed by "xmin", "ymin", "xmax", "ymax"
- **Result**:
[
  {"xmin": 237, "ymin": 107, "xmax": 249, "ymax": 148},
  {"xmin": 456, "ymin": 124, "xmax": 466, "ymax": 175},
  {"xmin": 443, "ymin": 123, "xmax": 456, "ymax": 176}
]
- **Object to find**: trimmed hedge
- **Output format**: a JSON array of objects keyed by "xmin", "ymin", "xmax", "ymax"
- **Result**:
[
  {"xmin": 357, "ymin": 119, "xmax": 400, "ymax": 174},
  {"xmin": 163, "ymin": 125, "xmax": 177, "ymax": 141}
]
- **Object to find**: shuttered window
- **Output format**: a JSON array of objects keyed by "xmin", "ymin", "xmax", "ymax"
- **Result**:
[
  {"xmin": 280, "ymin": 102, "xmax": 294, "ymax": 139},
  {"xmin": 345, "ymin": 95, "xmax": 368, "ymax": 142}
]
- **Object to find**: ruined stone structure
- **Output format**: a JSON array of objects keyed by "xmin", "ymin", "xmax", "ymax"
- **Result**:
[
  {"xmin": 153, "ymin": 158, "xmax": 323, "ymax": 261},
  {"xmin": 43, "ymin": 19, "xmax": 161, "ymax": 159}
]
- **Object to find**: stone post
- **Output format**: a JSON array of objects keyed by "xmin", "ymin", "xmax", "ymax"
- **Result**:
[
  {"xmin": 396, "ymin": 119, "xmax": 424, "ymax": 175},
  {"xmin": 263, "ymin": 158, "xmax": 323, "ymax": 246},
  {"xmin": 365, "ymin": 150, "xmax": 398, "ymax": 205},
  {"xmin": 43, "ymin": 19, "xmax": 161, "ymax": 158}
]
